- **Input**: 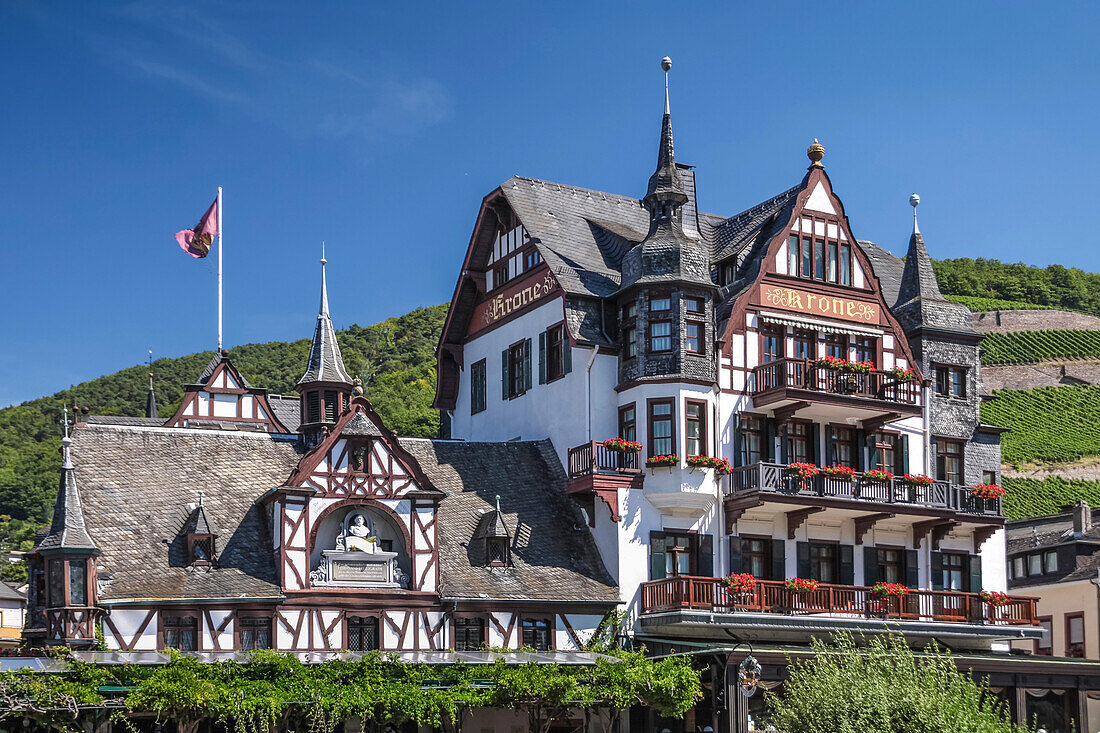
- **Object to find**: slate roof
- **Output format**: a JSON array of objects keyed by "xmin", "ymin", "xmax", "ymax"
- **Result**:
[
  {"xmin": 1006, "ymin": 509, "xmax": 1100, "ymax": 553},
  {"xmin": 65, "ymin": 424, "xmax": 617, "ymax": 605},
  {"xmin": 299, "ymin": 261, "xmax": 353, "ymax": 386},
  {"xmin": 85, "ymin": 416, "xmax": 168, "ymax": 428},
  {"xmin": 893, "ymin": 226, "xmax": 976, "ymax": 334},
  {"xmin": 267, "ymin": 395, "xmax": 301, "ymax": 433},
  {"xmin": 398, "ymin": 438, "xmax": 619, "ymax": 603},
  {"xmin": 193, "ymin": 352, "xmax": 255, "ymax": 389},
  {"xmin": 0, "ymin": 582, "xmax": 24, "ymax": 602}
]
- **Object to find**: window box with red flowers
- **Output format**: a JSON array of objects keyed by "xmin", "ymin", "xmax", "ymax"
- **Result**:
[
  {"xmin": 722, "ymin": 573, "xmax": 757, "ymax": 605},
  {"xmin": 970, "ymin": 484, "xmax": 1006, "ymax": 500},
  {"xmin": 814, "ymin": 356, "xmax": 848, "ymax": 371},
  {"xmin": 887, "ymin": 366, "xmax": 917, "ymax": 382},
  {"xmin": 784, "ymin": 577, "xmax": 820, "ymax": 594},
  {"xmin": 787, "ymin": 462, "xmax": 820, "ymax": 479},
  {"xmin": 686, "ymin": 455, "xmax": 721, "ymax": 470},
  {"xmin": 603, "ymin": 437, "xmax": 642, "ymax": 453},
  {"xmin": 713, "ymin": 457, "xmax": 733, "ymax": 476},
  {"xmin": 821, "ymin": 465, "xmax": 857, "ymax": 480},
  {"xmin": 870, "ymin": 582, "xmax": 909, "ymax": 598},
  {"xmin": 979, "ymin": 590, "xmax": 1011, "ymax": 608},
  {"xmin": 902, "ymin": 473, "xmax": 934, "ymax": 487},
  {"xmin": 863, "ymin": 469, "xmax": 894, "ymax": 482},
  {"xmin": 646, "ymin": 454, "xmax": 679, "ymax": 469}
]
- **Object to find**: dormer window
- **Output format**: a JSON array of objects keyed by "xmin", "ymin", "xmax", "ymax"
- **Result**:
[
  {"xmin": 487, "ymin": 537, "xmax": 509, "ymax": 567},
  {"xmin": 192, "ymin": 536, "xmax": 213, "ymax": 562},
  {"xmin": 183, "ymin": 502, "xmax": 219, "ymax": 568}
]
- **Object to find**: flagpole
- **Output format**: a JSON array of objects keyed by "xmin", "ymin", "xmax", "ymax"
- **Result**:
[{"xmin": 217, "ymin": 186, "xmax": 223, "ymax": 351}]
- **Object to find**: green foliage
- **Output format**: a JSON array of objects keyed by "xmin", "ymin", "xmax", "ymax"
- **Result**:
[
  {"xmin": 980, "ymin": 329, "xmax": 1100, "ymax": 365},
  {"xmin": 765, "ymin": 633, "xmax": 1025, "ymax": 733},
  {"xmin": 0, "ymin": 304, "xmax": 447, "ymax": 528},
  {"xmin": 944, "ymin": 295, "xmax": 1052, "ymax": 313},
  {"xmin": 0, "ymin": 650, "xmax": 700, "ymax": 733},
  {"xmin": 981, "ymin": 385, "xmax": 1100, "ymax": 465},
  {"xmin": 933, "ymin": 258, "xmax": 1100, "ymax": 316},
  {"xmin": 1002, "ymin": 476, "xmax": 1100, "ymax": 519}
]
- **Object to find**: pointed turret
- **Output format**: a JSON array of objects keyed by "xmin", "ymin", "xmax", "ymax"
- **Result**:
[
  {"xmin": 37, "ymin": 411, "xmax": 97, "ymax": 555},
  {"xmin": 894, "ymin": 194, "xmax": 974, "ymax": 334},
  {"xmin": 146, "ymin": 373, "xmax": 158, "ymax": 420},
  {"xmin": 296, "ymin": 245, "xmax": 354, "ymax": 446},
  {"xmin": 619, "ymin": 57, "xmax": 712, "ymax": 293}
]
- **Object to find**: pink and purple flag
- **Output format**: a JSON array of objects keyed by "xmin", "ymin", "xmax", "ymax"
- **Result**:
[{"xmin": 175, "ymin": 198, "xmax": 219, "ymax": 258}]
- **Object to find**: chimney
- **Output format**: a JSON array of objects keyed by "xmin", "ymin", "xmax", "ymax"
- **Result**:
[{"xmin": 1073, "ymin": 500, "xmax": 1092, "ymax": 537}]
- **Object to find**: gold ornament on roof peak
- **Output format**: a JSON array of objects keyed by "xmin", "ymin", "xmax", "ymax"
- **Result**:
[{"xmin": 807, "ymin": 138, "xmax": 825, "ymax": 166}]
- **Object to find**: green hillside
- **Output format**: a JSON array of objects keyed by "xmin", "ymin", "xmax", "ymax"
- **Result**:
[
  {"xmin": 1003, "ymin": 477, "xmax": 1100, "ymax": 520},
  {"xmin": 0, "ymin": 305, "xmax": 447, "ymax": 527},
  {"xmin": 981, "ymin": 385, "xmax": 1100, "ymax": 466},
  {"xmin": 980, "ymin": 329, "xmax": 1100, "ymax": 365},
  {"xmin": 933, "ymin": 258, "xmax": 1100, "ymax": 316}
]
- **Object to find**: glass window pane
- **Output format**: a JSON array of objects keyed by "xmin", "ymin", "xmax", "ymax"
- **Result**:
[
  {"xmin": 1044, "ymin": 550, "xmax": 1058, "ymax": 573},
  {"xmin": 788, "ymin": 235, "xmax": 800, "ymax": 275},
  {"xmin": 840, "ymin": 243, "xmax": 851, "ymax": 285},
  {"xmin": 1029, "ymin": 554, "xmax": 1042, "ymax": 575},
  {"xmin": 815, "ymin": 240, "xmax": 825, "ymax": 280},
  {"xmin": 69, "ymin": 562, "xmax": 86, "ymax": 607}
]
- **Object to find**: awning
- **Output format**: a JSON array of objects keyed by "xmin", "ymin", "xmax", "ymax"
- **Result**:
[{"xmin": 758, "ymin": 311, "xmax": 885, "ymax": 338}]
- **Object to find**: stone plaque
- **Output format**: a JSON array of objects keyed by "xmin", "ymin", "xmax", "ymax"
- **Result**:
[{"xmin": 332, "ymin": 559, "xmax": 389, "ymax": 582}]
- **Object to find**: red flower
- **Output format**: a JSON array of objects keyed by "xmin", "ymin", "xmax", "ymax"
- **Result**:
[
  {"xmin": 903, "ymin": 473, "xmax": 934, "ymax": 486},
  {"xmin": 788, "ymin": 462, "xmax": 820, "ymax": 478},
  {"xmin": 603, "ymin": 437, "xmax": 642, "ymax": 453},
  {"xmin": 822, "ymin": 464, "xmax": 857, "ymax": 478},
  {"xmin": 864, "ymin": 469, "xmax": 894, "ymax": 481},
  {"xmin": 785, "ymin": 577, "xmax": 820, "ymax": 593},
  {"xmin": 980, "ymin": 590, "xmax": 1011, "ymax": 607},
  {"xmin": 971, "ymin": 484, "xmax": 1006, "ymax": 499},
  {"xmin": 871, "ymin": 582, "xmax": 909, "ymax": 597},
  {"xmin": 723, "ymin": 573, "xmax": 756, "ymax": 593},
  {"xmin": 645, "ymin": 454, "xmax": 679, "ymax": 468}
]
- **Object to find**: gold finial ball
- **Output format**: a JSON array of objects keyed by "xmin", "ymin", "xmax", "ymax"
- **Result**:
[{"xmin": 807, "ymin": 138, "xmax": 825, "ymax": 165}]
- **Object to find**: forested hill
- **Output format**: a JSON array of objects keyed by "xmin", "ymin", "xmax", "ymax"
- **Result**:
[
  {"xmin": 0, "ymin": 304, "xmax": 446, "ymax": 526},
  {"xmin": 932, "ymin": 258, "xmax": 1100, "ymax": 316}
]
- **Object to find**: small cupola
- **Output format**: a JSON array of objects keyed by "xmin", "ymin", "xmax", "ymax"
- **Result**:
[
  {"xmin": 296, "ymin": 244, "xmax": 354, "ymax": 447},
  {"xmin": 182, "ymin": 493, "xmax": 220, "ymax": 566},
  {"xmin": 475, "ymin": 495, "xmax": 512, "ymax": 567}
]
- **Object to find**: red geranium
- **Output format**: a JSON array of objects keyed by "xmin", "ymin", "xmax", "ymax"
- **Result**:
[
  {"xmin": 603, "ymin": 437, "xmax": 642, "ymax": 453},
  {"xmin": 903, "ymin": 473, "xmax": 934, "ymax": 486},
  {"xmin": 646, "ymin": 454, "xmax": 679, "ymax": 468},
  {"xmin": 971, "ymin": 484, "xmax": 1006, "ymax": 499},
  {"xmin": 785, "ymin": 577, "xmax": 820, "ymax": 593},
  {"xmin": 787, "ymin": 462, "xmax": 820, "ymax": 478},
  {"xmin": 723, "ymin": 573, "xmax": 756, "ymax": 593},
  {"xmin": 822, "ymin": 464, "xmax": 857, "ymax": 478},
  {"xmin": 871, "ymin": 582, "xmax": 909, "ymax": 598},
  {"xmin": 864, "ymin": 469, "xmax": 894, "ymax": 481},
  {"xmin": 980, "ymin": 590, "xmax": 1011, "ymax": 607}
]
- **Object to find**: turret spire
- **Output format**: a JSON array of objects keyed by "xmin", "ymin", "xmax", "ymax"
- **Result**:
[
  {"xmin": 644, "ymin": 56, "xmax": 688, "ymax": 212},
  {"xmin": 298, "ymin": 245, "xmax": 353, "ymax": 387},
  {"xmin": 37, "ymin": 406, "xmax": 97, "ymax": 554},
  {"xmin": 145, "ymin": 349, "xmax": 158, "ymax": 420}
]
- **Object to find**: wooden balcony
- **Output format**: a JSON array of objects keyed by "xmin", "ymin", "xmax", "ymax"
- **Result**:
[
  {"xmin": 567, "ymin": 442, "xmax": 643, "ymax": 523},
  {"xmin": 640, "ymin": 576, "xmax": 1037, "ymax": 626},
  {"xmin": 751, "ymin": 358, "xmax": 921, "ymax": 415},
  {"xmin": 729, "ymin": 462, "xmax": 1003, "ymax": 517},
  {"xmin": 567, "ymin": 441, "xmax": 642, "ymax": 478}
]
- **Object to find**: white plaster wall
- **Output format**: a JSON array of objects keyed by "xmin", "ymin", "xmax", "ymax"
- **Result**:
[
  {"xmin": 0, "ymin": 601, "xmax": 23, "ymax": 629},
  {"xmin": 108, "ymin": 609, "xmax": 158, "ymax": 651},
  {"xmin": 452, "ymin": 298, "xmax": 618, "ymax": 468},
  {"xmin": 488, "ymin": 612, "xmax": 515, "ymax": 648},
  {"xmin": 556, "ymin": 614, "xmax": 604, "ymax": 651},
  {"xmin": 276, "ymin": 610, "xmax": 301, "ymax": 650}
]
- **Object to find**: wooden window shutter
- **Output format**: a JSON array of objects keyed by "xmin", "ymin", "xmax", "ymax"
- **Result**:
[
  {"xmin": 905, "ymin": 550, "xmax": 919, "ymax": 588},
  {"xmin": 501, "ymin": 349, "xmax": 509, "ymax": 400},
  {"xmin": 764, "ymin": 419, "xmax": 776, "ymax": 462},
  {"xmin": 810, "ymin": 423, "xmax": 820, "ymax": 465},
  {"xmin": 523, "ymin": 339, "xmax": 532, "ymax": 392},
  {"xmin": 853, "ymin": 429, "xmax": 865, "ymax": 471},
  {"xmin": 648, "ymin": 532, "xmax": 666, "ymax": 581},
  {"xmin": 900, "ymin": 435, "xmax": 910, "ymax": 475},
  {"xmin": 771, "ymin": 539, "xmax": 786, "ymax": 581},
  {"xmin": 728, "ymin": 537, "xmax": 742, "ymax": 574},
  {"xmin": 968, "ymin": 555, "xmax": 983, "ymax": 594},
  {"xmin": 732, "ymin": 414, "xmax": 743, "ymax": 467},
  {"xmin": 538, "ymin": 331, "xmax": 547, "ymax": 384},
  {"xmin": 839, "ymin": 545, "xmax": 854, "ymax": 586},
  {"xmin": 863, "ymin": 547, "xmax": 878, "ymax": 586},
  {"xmin": 563, "ymin": 332, "xmax": 572, "ymax": 374},
  {"xmin": 699, "ymin": 535, "xmax": 714, "ymax": 577},
  {"xmin": 931, "ymin": 551, "xmax": 944, "ymax": 591},
  {"xmin": 796, "ymin": 542, "xmax": 811, "ymax": 578}
]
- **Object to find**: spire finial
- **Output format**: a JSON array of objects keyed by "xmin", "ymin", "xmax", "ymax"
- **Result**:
[
  {"xmin": 60, "ymin": 406, "xmax": 73, "ymax": 469},
  {"xmin": 319, "ymin": 242, "xmax": 330, "ymax": 317},
  {"xmin": 148, "ymin": 348, "xmax": 154, "ymax": 390},
  {"xmin": 661, "ymin": 56, "xmax": 672, "ymax": 115},
  {"xmin": 909, "ymin": 193, "xmax": 920, "ymax": 235},
  {"xmin": 198, "ymin": 489, "xmax": 204, "ymax": 507},
  {"xmin": 807, "ymin": 138, "xmax": 825, "ymax": 167},
  {"xmin": 495, "ymin": 494, "xmax": 501, "ymax": 513}
]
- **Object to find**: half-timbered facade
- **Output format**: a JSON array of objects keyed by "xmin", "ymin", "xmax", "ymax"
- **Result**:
[{"xmin": 25, "ymin": 259, "xmax": 617, "ymax": 658}]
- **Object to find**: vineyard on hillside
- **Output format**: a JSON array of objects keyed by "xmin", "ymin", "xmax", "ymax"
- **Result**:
[
  {"xmin": 981, "ymin": 385, "xmax": 1100, "ymax": 465},
  {"xmin": 1003, "ymin": 476, "xmax": 1100, "ymax": 519},
  {"xmin": 944, "ymin": 295, "xmax": 1051, "ymax": 313},
  {"xmin": 980, "ymin": 329, "xmax": 1100, "ymax": 365}
]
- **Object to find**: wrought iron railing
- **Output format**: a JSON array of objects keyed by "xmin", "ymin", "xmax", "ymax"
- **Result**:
[
  {"xmin": 752, "ymin": 358, "xmax": 921, "ymax": 406},
  {"xmin": 728, "ymin": 462, "xmax": 1002, "ymax": 516}
]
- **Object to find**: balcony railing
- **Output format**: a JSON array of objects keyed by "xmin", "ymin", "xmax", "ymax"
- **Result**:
[
  {"xmin": 567, "ymin": 441, "xmax": 641, "ymax": 479},
  {"xmin": 729, "ymin": 462, "xmax": 1003, "ymax": 516},
  {"xmin": 752, "ymin": 358, "xmax": 921, "ymax": 406},
  {"xmin": 640, "ymin": 576, "xmax": 1037, "ymax": 626}
]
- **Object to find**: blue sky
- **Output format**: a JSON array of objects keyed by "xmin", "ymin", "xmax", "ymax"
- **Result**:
[{"xmin": 1, "ymin": 1, "xmax": 1097, "ymax": 407}]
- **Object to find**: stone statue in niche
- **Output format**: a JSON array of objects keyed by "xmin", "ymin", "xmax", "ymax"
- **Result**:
[
  {"xmin": 310, "ymin": 509, "xmax": 409, "ymax": 589},
  {"xmin": 350, "ymin": 443, "xmax": 368, "ymax": 472},
  {"xmin": 337, "ymin": 512, "xmax": 378, "ymax": 553}
]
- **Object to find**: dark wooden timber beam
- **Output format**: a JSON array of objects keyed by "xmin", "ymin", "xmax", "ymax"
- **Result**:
[
  {"xmin": 773, "ymin": 401, "xmax": 812, "ymax": 427},
  {"xmin": 724, "ymin": 499, "xmax": 765, "ymax": 534},
  {"xmin": 787, "ymin": 507, "xmax": 826, "ymax": 540},
  {"xmin": 973, "ymin": 525, "xmax": 999, "ymax": 553},
  {"xmin": 854, "ymin": 512, "xmax": 896, "ymax": 545},
  {"xmin": 912, "ymin": 519, "xmax": 959, "ymax": 549},
  {"xmin": 860, "ymin": 412, "xmax": 903, "ymax": 437}
]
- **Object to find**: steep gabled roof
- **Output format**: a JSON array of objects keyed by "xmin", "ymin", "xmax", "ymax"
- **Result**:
[{"xmin": 298, "ymin": 253, "xmax": 353, "ymax": 387}]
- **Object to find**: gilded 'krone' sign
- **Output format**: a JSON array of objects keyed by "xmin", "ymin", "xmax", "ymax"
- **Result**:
[{"xmin": 763, "ymin": 286, "xmax": 878, "ymax": 323}]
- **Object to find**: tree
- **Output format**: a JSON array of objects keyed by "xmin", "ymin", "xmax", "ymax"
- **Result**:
[{"xmin": 765, "ymin": 633, "xmax": 1027, "ymax": 733}]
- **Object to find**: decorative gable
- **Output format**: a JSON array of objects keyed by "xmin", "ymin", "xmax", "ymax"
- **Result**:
[{"xmin": 164, "ymin": 351, "xmax": 291, "ymax": 433}]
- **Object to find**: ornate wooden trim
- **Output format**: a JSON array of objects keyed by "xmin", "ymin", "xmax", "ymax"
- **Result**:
[
  {"xmin": 854, "ymin": 512, "xmax": 895, "ymax": 545},
  {"xmin": 786, "ymin": 507, "xmax": 826, "ymax": 540}
]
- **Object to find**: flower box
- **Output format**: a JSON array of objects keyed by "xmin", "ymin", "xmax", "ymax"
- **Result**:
[
  {"xmin": 686, "ymin": 455, "xmax": 722, "ymax": 470},
  {"xmin": 814, "ymin": 356, "xmax": 848, "ymax": 371},
  {"xmin": 787, "ymin": 462, "xmax": 820, "ymax": 479},
  {"xmin": 844, "ymin": 359, "xmax": 874, "ymax": 375},
  {"xmin": 603, "ymin": 438, "xmax": 642, "ymax": 453},
  {"xmin": 784, "ymin": 577, "xmax": 820, "ymax": 594},
  {"xmin": 723, "ymin": 573, "xmax": 756, "ymax": 594},
  {"xmin": 713, "ymin": 458, "xmax": 733, "ymax": 476},
  {"xmin": 971, "ymin": 484, "xmax": 1006, "ymax": 500},
  {"xmin": 902, "ymin": 473, "xmax": 934, "ymax": 487},
  {"xmin": 870, "ymin": 582, "xmax": 909, "ymax": 598},
  {"xmin": 821, "ymin": 465, "xmax": 857, "ymax": 479},
  {"xmin": 980, "ymin": 590, "xmax": 1011, "ymax": 607},
  {"xmin": 864, "ymin": 469, "xmax": 894, "ymax": 482},
  {"xmin": 646, "ymin": 454, "xmax": 679, "ymax": 468},
  {"xmin": 887, "ymin": 366, "xmax": 917, "ymax": 382}
]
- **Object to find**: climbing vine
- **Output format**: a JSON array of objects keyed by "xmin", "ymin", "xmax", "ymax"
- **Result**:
[{"xmin": 0, "ymin": 647, "xmax": 700, "ymax": 733}]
